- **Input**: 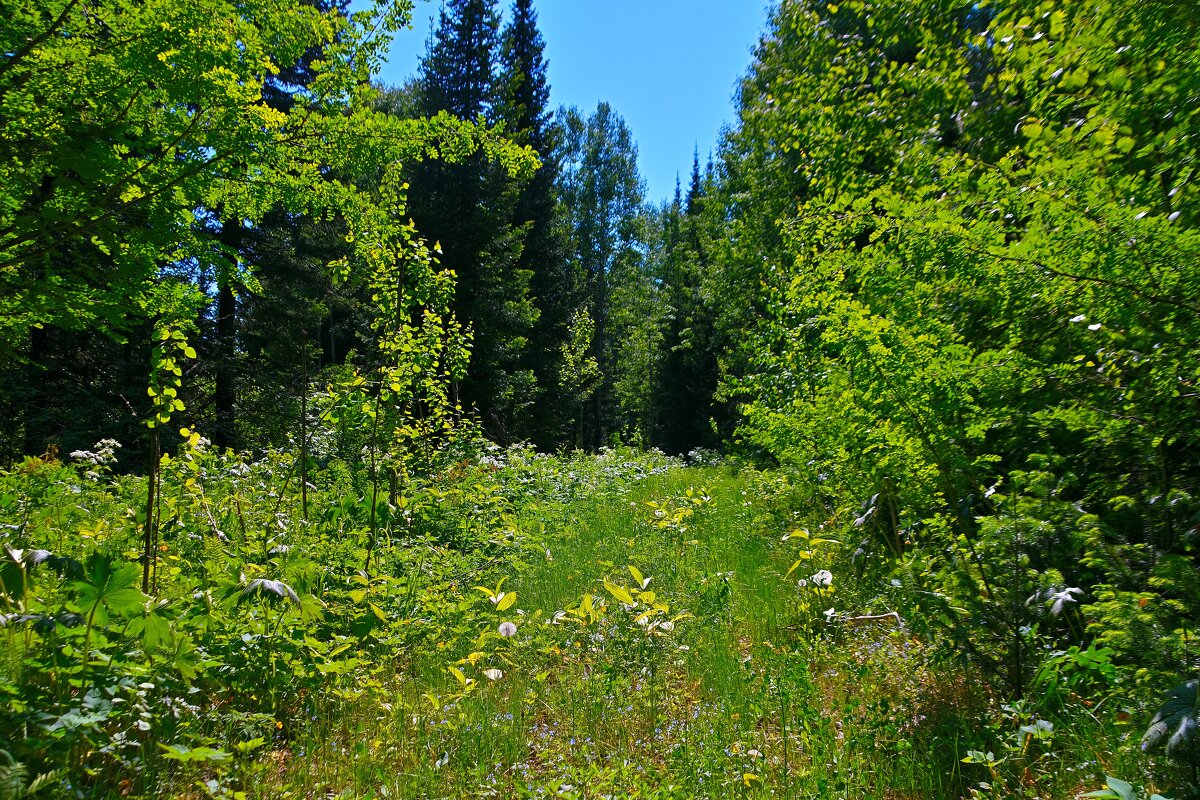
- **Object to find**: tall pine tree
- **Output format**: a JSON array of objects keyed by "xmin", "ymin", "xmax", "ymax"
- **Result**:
[
  {"xmin": 408, "ymin": 0, "xmax": 537, "ymax": 439},
  {"xmin": 498, "ymin": 0, "xmax": 578, "ymax": 448},
  {"xmin": 647, "ymin": 149, "xmax": 721, "ymax": 454}
]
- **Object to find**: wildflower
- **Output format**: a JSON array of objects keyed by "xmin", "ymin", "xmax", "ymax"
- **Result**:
[
  {"xmin": 1025, "ymin": 586, "xmax": 1083, "ymax": 616},
  {"xmin": 1048, "ymin": 587, "xmax": 1083, "ymax": 616},
  {"xmin": 811, "ymin": 570, "xmax": 833, "ymax": 589},
  {"xmin": 498, "ymin": 621, "xmax": 518, "ymax": 638},
  {"xmin": 796, "ymin": 578, "xmax": 808, "ymax": 589},
  {"xmin": 483, "ymin": 669, "xmax": 503, "ymax": 681}
]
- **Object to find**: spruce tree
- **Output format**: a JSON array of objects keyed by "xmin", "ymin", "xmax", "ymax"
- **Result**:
[
  {"xmin": 409, "ymin": 0, "xmax": 537, "ymax": 439},
  {"xmin": 654, "ymin": 146, "xmax": 721, "ymax": 454},
  {"xmin": 498, "ymin": 0, "xmax": 578, "ymax": 447},
  {"xmin": 686, "ymin": 146, "xmax": 704, "ymax": 216}
]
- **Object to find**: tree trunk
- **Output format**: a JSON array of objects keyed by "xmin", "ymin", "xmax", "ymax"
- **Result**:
[{"xmin": 214, "ymin": 221, "xmax": 241, "ymax": 451}]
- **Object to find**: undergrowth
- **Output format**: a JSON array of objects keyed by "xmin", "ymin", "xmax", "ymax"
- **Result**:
[{"xmin": 0, "ymin": 442, "xmax": 1188, "ymax": 798}]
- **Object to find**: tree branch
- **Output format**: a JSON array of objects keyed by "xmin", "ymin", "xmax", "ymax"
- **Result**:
[{"xmin": 0, "ymin": 0, "xmax": 85, "ymax": 83}]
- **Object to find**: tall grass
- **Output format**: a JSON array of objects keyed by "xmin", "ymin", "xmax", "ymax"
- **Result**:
[{"xmin": 0, "ymin": 447, "xmax": 1148, "ymax": 798}]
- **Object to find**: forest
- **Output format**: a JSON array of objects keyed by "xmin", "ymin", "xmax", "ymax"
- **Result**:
[{"xmin": 1, "ymin": 0, "xmax": 1198, "ymax": 797}]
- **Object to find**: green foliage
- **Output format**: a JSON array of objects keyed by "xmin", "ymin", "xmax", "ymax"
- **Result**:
[
  {"xmin": 0, "ymin": 442, "xmax": 1177, "ymax": 797},
  {"xmin": 557, "ymin": 102, "xmax": 648, "ymax": 446},
  {"xmin": 0, "ymin": 0, "xmax": 538, "ymax": 461},
  {"xmin": 0, "ymin": 749, "xmax": 61, "ymax": 799},
  {"xmin": 1143, "ymin": 680, "xmax": 1200, "ymax": 767},
  {"xmin": 401, "ymin": 0, "xmax": 541, "ymax": 439},
  {"xmin": 1083, "ymin": 776, "xmax": 1171, "ymax": 800},
  {"xmin": 557, "ymin": 308, "xmax": 602, "ymax": 431},
  {"xmin": 5, "ymin": 0, "xmax": 1200, "ymax": 795},
  {"xmin": 704, "ymin": 0, "xmax": 1200, "ymax": 731}
]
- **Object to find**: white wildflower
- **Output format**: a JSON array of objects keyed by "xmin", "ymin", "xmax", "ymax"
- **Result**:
[
  {"xmin": 1048, "ymin": 587, "xmax": 1083, "ymax": 616},
  {"xmin": 498, "ymin": 621, "xmax": 518, "ymax": 638}
]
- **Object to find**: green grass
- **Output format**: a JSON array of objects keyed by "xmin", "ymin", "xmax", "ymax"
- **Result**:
[
  {"xmin": 230, "ymin": 464, "xmax": 984, "ymax": 799},
  {"xmin": 0, "ymin": 448, "xmax": 1157, "ymax": 799}
]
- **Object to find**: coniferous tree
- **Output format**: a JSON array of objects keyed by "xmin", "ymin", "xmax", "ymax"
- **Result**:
[
  {"xmin": 652, "ymin": 149, "xmax": 720, "ymax": 454},
  {"xmin": 408, "ymin": 0, "xmax": 537, "ymax": 439},
  {"xmin": 498, "ymin": 0, "xmax": 578, "ymax": 448},
  {"xmin": 686, "ymin": 147, "xmax": 703, "ymax": 216},
  {"xmin": 557, "ymin": 103, "xmax": 646, "ymax": 447}
]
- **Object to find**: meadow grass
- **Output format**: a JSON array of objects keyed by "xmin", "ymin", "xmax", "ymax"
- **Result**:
[
  {"xmin": 1, "ymin": 449, "xmax": 1152, "ymax": 799},
  {"xmin": 224, "ymin": 463, "xmax": 993, "ymax": 799}
]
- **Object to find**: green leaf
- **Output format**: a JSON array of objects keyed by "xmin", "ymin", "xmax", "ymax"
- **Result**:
[
  {"xmin": 1080, "ymin": 777, "xmax": 1137, "ymax": 800},
  {"xmin": 159, "ymin": 744, "xmax": 230, "ymax": 763},
  {"xmin": 73, "ymin": 555, "xmax": 145, "ymax": 623},
  {"xmin": 603, "ymin": 579, "xmax": 636, "ymax": 606},
  {"xmin": 1142, "ymin": 680, "xmax": 1200, "ymax": 764}
]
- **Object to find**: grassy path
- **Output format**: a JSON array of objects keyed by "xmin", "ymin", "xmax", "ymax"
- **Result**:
[
  {"xmin": 246, "ymin": 461, "xmax": 974, "ymax": 799},
  {"xmin": 2, "ymin": 450, "xmax": 1136, "ymax": 798}
]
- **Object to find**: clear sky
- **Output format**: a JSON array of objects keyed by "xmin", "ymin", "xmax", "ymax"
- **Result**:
[{"xmin": 371, "ymin": 0, "xmax": 773, "ymax": 203}]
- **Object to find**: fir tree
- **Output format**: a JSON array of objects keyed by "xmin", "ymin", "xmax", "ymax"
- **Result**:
[
  {"xmin": 686, "ymin": 146, "xmax": 704, "ymax": 216},
  {"xmin": 656, "ymin": 150, "xmax": 720, "ymax": 454},
  {"xmin": 409, "ymin": 0, "xmax": 537, "ymax": 438},
  {"xmin": 499, "ymin": 0, "xmax": 578, "ymax": 447},
  {"xmin": 419, "ymin": 0, "xmax": 503, "ymax": 120}
]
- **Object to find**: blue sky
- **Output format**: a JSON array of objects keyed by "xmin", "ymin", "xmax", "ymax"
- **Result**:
[{"xmin": 372, "ymin": 0, "xmax": 772, "ymax": 203}]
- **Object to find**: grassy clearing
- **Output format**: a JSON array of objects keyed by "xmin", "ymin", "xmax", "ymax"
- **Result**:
[
  {"xmin": 219, "ymin": 462, "xmax": 985, "ymax": 799},
  {"xmin": 1, "ymin": 447, "xmax": 1153, "ymax": 798}
]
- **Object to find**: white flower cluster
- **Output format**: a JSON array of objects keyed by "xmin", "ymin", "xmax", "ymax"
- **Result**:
[
  {"xmin": 69, "ymin": 438, "xmax": 122, "ymax": 466},
  {"xmin": 70, "ymin": 439, "xmax": 122, "ymax": 480},
  {"xmin": 635, "ymin": 615, "xmax": 675, "ymax": 634},
  {"xmin": 798, "ymin": 569, "xmax": 834, "ymax": 590}
]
